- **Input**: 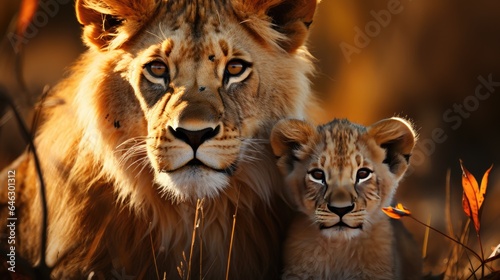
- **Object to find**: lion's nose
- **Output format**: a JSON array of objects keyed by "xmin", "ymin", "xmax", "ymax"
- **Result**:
[
  {"xmin": 327, "ymin": 204, "xmax": 355, "ymax": 218},
  {"xmin": 169, "ymin": 125, "xmax": 220, "ymax": 152}
]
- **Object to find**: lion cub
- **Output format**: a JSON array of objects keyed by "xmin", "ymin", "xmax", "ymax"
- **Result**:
[{"xmin": 271, "ymin": 118, "xmax": 422, "ymax": 280}]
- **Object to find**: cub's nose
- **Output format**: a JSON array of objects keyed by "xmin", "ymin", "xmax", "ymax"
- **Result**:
[
  {"xmin": 169, "ymin": 125, "xmax": 220, "ymax": 152},
  {"xmin": 327, "ymin": 204, "xmax": 355, "ymax": 218}
]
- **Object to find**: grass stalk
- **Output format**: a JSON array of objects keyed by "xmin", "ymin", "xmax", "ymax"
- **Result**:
[
  {"xmin": 408, "ymin": 215, "xmax": 482, "ymax": 263},
  {"xmin": 187, "ymin": 199, "xmax": 203, "ymax": 280},
  {"xmin": 477, "ymin": 232, "xmax": 484, "ymax": 278},
  {"xmin": 198, "ymin": 199, "xmax": 205, "ymax": 280},
  {"xmin": 445, "ymin": 169, "xmax": 455, "ymax": 239},
  {"xmin": 422, "ymin": 214, "xmax": 430, "ymax": 259},
  {"xmin": 149, "ymin": 222, "xmax": 160, "ymax": 280},
  {"xmin": 225, "ymin": 187, "xmax": 241, "ymax": 280}
]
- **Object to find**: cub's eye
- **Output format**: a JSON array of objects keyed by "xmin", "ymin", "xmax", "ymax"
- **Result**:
[
  {"xmin": 143, "ymin": 61, "xmax": 169, "ymax": 88},
  {"xmin": 356, "ymin": 168, "xmax": 373, "ymax": 184},
  {"xmin": 308, "ymin": 169, "xmax": 325, "ymax": 185},
  {"xmin": 225, "ymin": 59, "xmax": 247, "ymax": 76}
]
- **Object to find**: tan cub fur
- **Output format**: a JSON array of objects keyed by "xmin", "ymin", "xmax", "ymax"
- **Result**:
[
  {"xmin": 0, "ymin": 0, "xmax": 318, "ymax": 279},
  {"xmin": 271, "ymin": 118, "xmax": 422, "ymax": 279}
]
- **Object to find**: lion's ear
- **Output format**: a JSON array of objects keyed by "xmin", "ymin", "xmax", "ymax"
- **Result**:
[
  {"xmin": 271, "ymin": 119, "xmax": 317, "ymax": 174},
  {"xmin": 76, "ymin": 0, "xmax": 160, "ymax": 50},
  {"xmin": 235, "ymin": 0, "xmax": 318, "ymax": 52},
  {"xmin": 266, "ymin": 0, "xmax": 317, "ymax": 52},
  {"xmin": 367, "ymin": 117, "xmax": 417, "ymax": 179}
]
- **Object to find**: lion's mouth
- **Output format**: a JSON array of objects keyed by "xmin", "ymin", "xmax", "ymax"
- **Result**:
[
  {"xmin": 187, "ymin": 158, "xmax": 236, "ymax": 175},
  {"xmin": 162, "ymin": 158, "xmax": 236, "ymax": 175},
  {"xmin": 320, "ymin": 221, "xmax": 362, "ymax": 230}
]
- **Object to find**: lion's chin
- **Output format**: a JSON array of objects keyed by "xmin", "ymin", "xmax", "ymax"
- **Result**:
[{"xmin": 154, "ymin": 165, "xmax": 231, "ymax": 201}]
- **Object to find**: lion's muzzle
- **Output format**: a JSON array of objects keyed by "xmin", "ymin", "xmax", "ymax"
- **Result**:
[{"xmin": 169, "ymin": 125, "xmax": 220, "ymax": 153}]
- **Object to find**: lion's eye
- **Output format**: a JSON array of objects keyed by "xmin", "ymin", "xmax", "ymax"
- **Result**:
[
  {"xmin": 356, "ymin": 168, "xmax": 373, "ymax": 184},
  {"xmin": 308, "ymin": 169, "xmax": 325, "ymax": 185},
  {"xmin": 223, "ymin": 59, "xmax": 252, "ymax": 88},
  {"xmin": 143, "ymin": 61, "xmax": 169, "ymax": 88},
  {"xmin": 225, "ymin": 60, "xmax": 247, "ymax": 76},
  {"xmin": 146, "ymin": 61, "xmax": 168, "ymax": 78}
]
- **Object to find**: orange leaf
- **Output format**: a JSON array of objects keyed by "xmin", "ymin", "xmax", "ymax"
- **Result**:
[
  {"xmin": 382, "ymin": 203, "xmax": 411, "ymax": 220},
  {"xmin": 478, "ymin": 164, "xmax": 493, "ymax": 209},
  {"xmin": 460, "ymin": 160, "xmax": 480, "ymax": 232},
  {"xmin": 462, "ymin": 192, "xmax": 472, "ymax": 218},
  {"xmin": 459, "ymin": 160, "xmax": 492, "ymax": 233},
  {"xmin": 382, "ymin": 208, "xmax": 403, "ymax": 219}
]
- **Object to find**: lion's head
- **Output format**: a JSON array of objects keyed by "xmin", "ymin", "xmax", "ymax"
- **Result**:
[
  {"xmin": 271, "ymin": 118, "xmax": 416, "ymax": 240},
  {"xmin": 7, "ymin": 1, "xmax": 322, "ymax": 278},
  {"xmin": 73, "ymin": 0, "xmax": 317, "ymax": 202}
]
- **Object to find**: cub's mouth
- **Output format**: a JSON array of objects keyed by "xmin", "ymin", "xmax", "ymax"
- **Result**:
[{"xmin": 320, "ymin": 221, "xmax": 363, "ymax": 230}]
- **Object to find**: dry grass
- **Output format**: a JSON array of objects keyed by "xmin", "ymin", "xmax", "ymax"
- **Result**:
[{"xmin": 389, "ymin": 162, "xmax": 500, "ymax": 279}]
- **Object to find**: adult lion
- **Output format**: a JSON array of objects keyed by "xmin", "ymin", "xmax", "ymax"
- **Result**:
[{"xmin": 0, "ymin": 0, "xmax": 318, "ymax": 279}]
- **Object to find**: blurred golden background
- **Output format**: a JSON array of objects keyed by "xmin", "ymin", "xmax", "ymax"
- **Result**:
[{"xmin": 1, "ymin": 0, "xmax": 500, "ymax": 276}]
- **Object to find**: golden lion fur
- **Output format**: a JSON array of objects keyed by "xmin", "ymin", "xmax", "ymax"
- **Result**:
[
  {"xmin": 271, "ymin": 118, "xmax": 422, "ymax": 279},
  {"xmin": 0, "ymin": 0, "xmax": 318, "ymax": 278}
]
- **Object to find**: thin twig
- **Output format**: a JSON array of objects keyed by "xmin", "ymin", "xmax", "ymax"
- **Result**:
[
  {"xmin": 466, "ymin": 241, "xmax": 497, "ymax": 279},
  {"xmin": 0, "ymin": 89, "xmax": 50, "ymax": 278},
  {"xmin": 225, "ymin": 186, "xmax": 241, "ymax": 280},
  {"xmin": 29, "ymin": 85, "xmax": 50, "ymax": 135},
  {"xmin": 486, "ymin": 253, "xmax": 500, "ymax": 263},
  {"xmin": 409, "ymin": 215, "xmax": 482, "ymax": 263},
  {"xmin": 464, "ymin": 249, "xmax": 476, "ymax": 280},
  {"xmin": 149, "ymin": 222, "xmax": 160, "ymax": 280},
  {"xmin": 422, "ymin": 214, "xmax": 430, "ymax": 259},
  {"xmin": 445, "ymin": 168, "xmax": 454, "ymax": 238},
  {"xmin": 458, "ymin": 219, "xmax": 471, "ymax": 276},
  {"xmin": 443, "ymin": 168, "xmax": 458, "ymax": 277},
  {"xmin": 198, "ymin": 199, "xmax": 205, "ymax": 280},
  {"xmin": 477, "ymin": 232, "xmax": 485, "ymax": 278},
  {"xmin": 187, "ymin": 199, "xmax": 202, "ymax": 280},
  {"xmin": 468, "ymin": 259, "xmax": 496, "ymax": 279}
]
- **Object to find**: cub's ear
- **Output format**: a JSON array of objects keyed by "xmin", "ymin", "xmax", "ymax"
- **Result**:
[
  {"xmin": 234, "ymin": 0, "xmax": 318, "ymax": 52},
  {"xmin": 367, "ymin": 117, "xmax": 417, "ymax": 179},
  {"xmin": 76, "ymin": 0, "xmax": 160, "ymax": 50},
  {"xmin": 271, "ymin": 119, "xmax": 317, "ymax": 174}
]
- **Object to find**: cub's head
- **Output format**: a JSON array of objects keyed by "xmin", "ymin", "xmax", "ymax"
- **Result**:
[
  {"xmin": 271, "ymin": 118, "xmax": 416, "ymax": 239},
  {"xmin": 74, "ymin": 0, "xmax": 317, "ymax": 201}
]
